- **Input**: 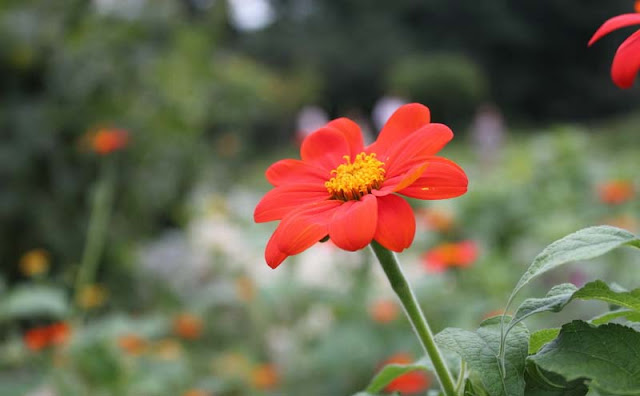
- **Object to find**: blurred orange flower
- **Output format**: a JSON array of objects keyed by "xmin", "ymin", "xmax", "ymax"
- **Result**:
[
  {"xmin": 182, "ymin": 390, "xmax": 211, "ymax": 396},
  {"xmin": 369, "ymin": 299, "xmax": 399, "ymax": 323},
  {"xmin": 382, "ymin": 353, "xmax": 431, "ymax": 394},
  {"xmin": 417, "ymin": 207, "xmax": 454, "ymax": 232},
  {"xmin": 24, "ymin": 322, "xmax": 71, "ymax": 351},
  {"xmin": 19, "ymin": 249, "xmax": 50, "ymax": 277},
  {"xmin": 597, "ymin": 180, "xmax": 634, "ymax": 205},
  {"xmin": 153, "ymin": 338, "xmax": 183, "ymax": 361},
  {"xmin": 636, "ymin": 0, "xmax": 640, "ymax": 13},
  {"xmin": 89, "ymin": 128, "xmax": 129, "ymax": 155},
  {"xmin": 173, "ymin": 313, "xmax": 204, "ymax": 340},
  {"xmin": 251, "ymin": 363, "xmax": 279, "ymax": 390},
  {"xmin": 422, "ymin": 240, "xmax": 478, "ymax": 273},
  {"xmin": 118, "ymin": 334, "xmax": 147, "ymax": 355}
]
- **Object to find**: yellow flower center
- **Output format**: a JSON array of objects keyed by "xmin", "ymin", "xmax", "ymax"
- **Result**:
[{"xmin": 325, "ymin": 152, "xmax": 385, "ymax": 201}]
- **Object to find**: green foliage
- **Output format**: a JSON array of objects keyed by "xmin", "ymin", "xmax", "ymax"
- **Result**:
[
  {"xmin": 528, "ymin": 329, "xmax": 560, "ymax": 355},
  {"xmin": 0, "ymin": 284, "xmax": 69, "ymax": 321},
  {"xmin": 529, "ymin": 321, "xmax": 640, "ymax": 395},
  {"xmin": 364, "ymin": 356, "xmax": 433, "ymax": 393},
  {"xmin": 436, "ymin": 317, "xmax": 529, "ymax": 396},
  {"xmin": 387, "ymin": 54, "xmax": 487, "ymax": 127}
]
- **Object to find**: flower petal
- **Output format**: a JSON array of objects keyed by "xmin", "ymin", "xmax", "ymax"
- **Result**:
[
  {"xmin": 301, "ymin": 127, "xmax": 350, "ymax": 171},
  {"xmin": 326, "ymin": 117, "xmax": 365, "ymax": 158},
  {"xmin": 265, "ymin": 159, "xmax": 328, "ymax": 187},
  {"xmin": 374, "ymin": 161, "xmax": 429, "ymax": 196},
  {"xmin": 611, "ymin": 29, "xmax": 640, "ymax": 88},
  {"xmin": 398, "ymin": 157, "xmax": 468, "ymax": 199},
  {"xmin": 254, "ymin": 184, "xmax": 328, "ymax": 223},
  {"xmin": 265, "ymin": 229, "xmax": 289, "ymax": 269},
  {"xmin": 276, "ymin": 200, "xmax": 341, "ymax": 255},
  {"xmin": 374, "ymin": 194, "xmax": 415, "ymax": 252},
  {"xmin": 588, "ymin": 14, "xmax": 640, "ymax": 46},
  {"xmin": 367, "ymin": 103, "xmax": 431, "ymax": 157},
  {"xmin": 382, "ymin": 123, "xmax": 453, "ymax": 177},
  {"xmin": 328, "ymin": 194, "xmax": 377, "ymax": 251}
]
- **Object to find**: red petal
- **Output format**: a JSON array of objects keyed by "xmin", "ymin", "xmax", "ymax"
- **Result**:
[
  {"xmin": 588, "ymin": 14, "xmax": 640, "ymax": 46},
  {"xmin": 265, "ymin": 227, "xmax": 289, "ymax": 269},
  {"xmin": 301, "ymin": 127, "xmax": 350, "ymax": 171},
  {"xmin": 374, "ymin": 162, "xmax": 429, "ymax": 196},
  {"xmin": 367, "ymin": 103, "xmax": 431, "ymax": 157},
  {"xmin": 326, "ymin": 117, "xmax": 365, "ymax": 158},
  {"xmin": 611, "ymin": 29, "xmax": 640, "ymax": 88},
  {"xmin": 254, "ymin": 184, "xmax": 328, "ymax": 222},
  {"xmin": 276, "ymin": 200, "xmax": 341, "ymax": 255},
  {"xmin": 374, "ymin": 194, "xmax": 416, "ymax": 252},
  {"xmin": 265, "ymin": 159, "xmax": 328, "ymax": 187},
  {"xmin": 398, "ymin": 157, "xmax": 468, "ymax": 200},
  {"xmin": 383, "ymin": 123, "xmax": 453, "ymax": 177},
  {"xmin": 328, "ymin": 194, "xmax": 378, "ymax": 251}
]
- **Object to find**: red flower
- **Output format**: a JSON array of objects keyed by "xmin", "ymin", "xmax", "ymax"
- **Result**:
[
  {"xmin": 90, "ymin": 128, "xmax": 129, "ymax": 155},
  {"xmin": 422, "ymin": 240, "xmax": 478, "ymax": 273},
  {"xmin": 596, "ymin": 179, "xmax": 634, "ymax": 205},
  {"xmin": 382, "ymin": 353, "xmax": 431, "ymax": 394},
  {"xmin": 254, "ymin": 103, "xmax": 468, "ymax": 268},
  {"xmin": 589, "ymin": 13, "xmax": 640, "ymax": 88},
  {"xmin": 24, "ymin": 322, "xmax": 71, "ymax": 351}
]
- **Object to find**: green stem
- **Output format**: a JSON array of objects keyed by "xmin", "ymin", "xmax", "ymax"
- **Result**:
[
  {"xmin": 73, "ymin": 159, "xmax": 115, "ymax": 311},
  {"xmin": 370, "ymin": 241, "xmax": 457, "ymax": 396}
]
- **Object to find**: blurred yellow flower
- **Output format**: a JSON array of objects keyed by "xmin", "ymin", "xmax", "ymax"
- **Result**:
[
  {"xmin": 77, "ymin": 284, "xmax": 109, "ymax": 309},
  {"xmin": 235, "ymin": 276, "xmax": 255, "ymax": 302},
  {"xmin": 152, "ymin": 338, "xmax": 183, "ymax": 361},
  {"xmin": 19, "ymin": 249, "xmax": 50, "ymax": 277}
]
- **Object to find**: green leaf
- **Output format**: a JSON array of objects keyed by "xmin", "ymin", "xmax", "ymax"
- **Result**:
[
  {"xmin": 0, "ymin": 284, "xmax": 69, "ymax": 321},
  {"xmin": 572, "ymin": 280, "xmax": 640, "ymax": 311},
  {"xmin": 529, "ymin": 321, "xmax": 640, "ymax": 395},
  {"xmin": 590, "ymin": 310, "xmax": 640, "ymax": 325},
  {"xmin": 509, "ymin": 226, "xmax": 639, "ymax": 306},
  {"xmin": 528, "ymin": 329, "xmax": 560, "ymax": 355},
  {"xmin": 524, "ymin": 360, "xmax": 588, "ymax": 396},
  {"xmin": 364, "ymin": 356, "xmax": 433, "ymax": 393},
  {"xmin": 508, "ymin": 284, "xmax": 577, "ymax": 336},
  {"xmin": 436, "ymin": 317, "xmax": 529, "ymax": 396}
]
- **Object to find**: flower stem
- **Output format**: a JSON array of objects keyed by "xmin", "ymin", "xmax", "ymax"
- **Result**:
[
  {"xmin": 370, "ymin": 241, "xmax": 457, "ymax": 396},
  {"xmin": 73, "ymin": 159, "xmax": 115, "ymax": 312}
]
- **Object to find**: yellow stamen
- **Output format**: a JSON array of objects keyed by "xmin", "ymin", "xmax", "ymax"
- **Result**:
[{"xmin": 325, "ymin": 152, "xmax": 385, "ymax": 201}]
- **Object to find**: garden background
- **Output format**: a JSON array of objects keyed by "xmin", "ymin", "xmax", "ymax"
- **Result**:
[{"xmin": 1, "ymin": 1, "xmax": 639, "ymax": 395}]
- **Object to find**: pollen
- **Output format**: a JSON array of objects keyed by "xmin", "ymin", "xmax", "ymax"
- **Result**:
[{"xmin": 325, "ymin": 152, "xmax": 385, "ymax": 201}]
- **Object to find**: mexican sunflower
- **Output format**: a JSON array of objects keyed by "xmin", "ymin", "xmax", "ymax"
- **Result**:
[
  {"xmin": 254, "ymin": 103, "xmax": 468, "ymax": 268},
  {"xmin": 589, "ymin": 13, "xmax": 640, "ymax": 88}
]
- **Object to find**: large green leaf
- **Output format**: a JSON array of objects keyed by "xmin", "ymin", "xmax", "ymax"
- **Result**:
[
  {"xmin": 508, "ymin": 226, "xmax": 639, "ymax": 308},
  {"xmin": 572, "ymin": 280, "xmax": 640, "ymax": 311},
  {"xmin": 524, "ymin": 360, "xmax": 588, "ymax": 396},
  {"xmin": 508, "ymin": 284, "xmax": 577, "ymax": 335},
  {"xmin": 529, "ymin": 321, "xmax": 640, "ymax": 395},
  {"xmin": 590, "ymin": 310, "xmax": 640, "ymax": 325},
  {"xmin": 0, "ymin": 284, "xmax": 69, "ymax": 320},
  {"xmin": 435, "ymin": 317, "xmax": 529, "ymax": 396}
]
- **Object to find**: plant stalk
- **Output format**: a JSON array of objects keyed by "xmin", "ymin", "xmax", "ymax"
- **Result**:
[{"xmin": 370, "ymin": 241, "xmax": 457, "ymax": 396}]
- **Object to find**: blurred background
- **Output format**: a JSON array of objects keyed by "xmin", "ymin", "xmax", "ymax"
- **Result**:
[{"xmin": 1, "ymin": 0, "xmax": 639, "ymax": 395}]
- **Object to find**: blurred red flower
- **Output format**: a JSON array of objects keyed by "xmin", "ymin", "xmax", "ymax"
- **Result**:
[
  {"xmin": 422, "ymin": 240, "xmax": 478, "ymax": 273},
  {"xmin": 597, "ymin": 180, "xmax": 634, "ymax": 205},
  {"xmin": 24, "ymin": 322, "xmax": 71, "ymax": 351},
  {"xmin": 589, "ymin": 13, "xmax": 640, "ymax": 88},
  {"xmin": 254, "ymin": 103, "xmax": 468, "ymax": 268},
  {"xmin": 369, "ymin": 299, "xmax": 399, "ymax": 323},
  {"xmin": 382, "ymin": 353, "xmax": 431, "ymax": 394},
  {"xmin": 90, "ymin": 128, "xmax": 129, "ymax": 155},
  {"xmin": 173, "ymin": 313, "xmax": 204, "ymax": 340},
  {"xmin": 251, "ymin": 363, "xmax": 279, "ymax": 390}
]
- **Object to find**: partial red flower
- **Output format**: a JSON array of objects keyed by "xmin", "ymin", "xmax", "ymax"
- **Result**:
[
  {"xmin": 382, "ymin": 353, "xmax": 431, "ymax": 394},
  {"xmin": 24, "ymin": 322, "xmax": 71, "ymax": 351},
  {"xmin": 90, "ymin": 128, "xmax": 129, "ymax": 155},
  {"xmin": 589, "ymin": 13, "xmax": 640, "ymax": 88},
  {"xmin": 369, "ymin": 299, "xmax": 399, "ymax": 324},
  {"xmin": 422, "ymin": 240, "xmax": 478, "ymax": 273},
  {"xmin": 596, "ymin": 180, "xmax": 634, "ymax": 205},
  {"xmin": 254, "ymin": 103, "xmax": 468, "ymax": 268},
  {"xmin": 172, "ymin": 313, "xmax": 204, "ymax": 340}
]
